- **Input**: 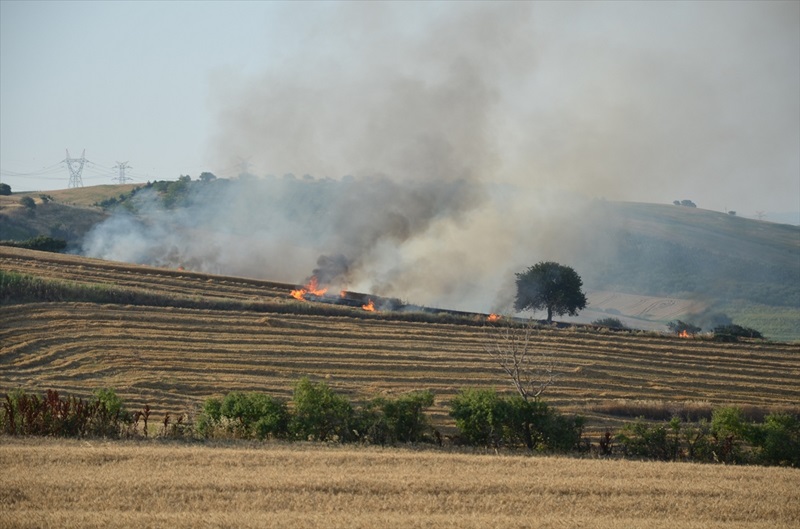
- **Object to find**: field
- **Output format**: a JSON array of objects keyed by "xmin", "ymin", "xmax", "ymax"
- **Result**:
[
  {"xmin": 1, "ymin": 437, "xmax": 798, "ymax": 529},
  {"xmin": 2, "ymin": 246, "xmax": 799, "ymax": 435}
]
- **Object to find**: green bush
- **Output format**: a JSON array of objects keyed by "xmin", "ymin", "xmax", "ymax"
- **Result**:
[
  {"xmin": 754, "ymin": 413, "xmax": 800, "ymax": 467},
  {"xmin": 195, "ymin": 392, "xmax": 289, "ymax": 440},
  {"xmin": 449, "ymin": 389, "xmax": 507, "ymax": 448},
  {"xmin": 290, "ymin": 378, "xmax": 354, "ymax": 442},
  {"xmin": 617, "ymin": 417, "xmax": 681, "ymax": 461},
  {"xmin": 357, "ymin": 390, "xmax": 436, "ymax": 445},
  {"xmin": 450, "ymin": 390, "xmax": 584, "ymax": 451}
]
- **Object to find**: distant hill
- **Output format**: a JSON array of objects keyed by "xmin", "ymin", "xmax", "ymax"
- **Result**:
[{"xmin": 1, "ymin": 182, "xmax": 798, "ymax": 340}]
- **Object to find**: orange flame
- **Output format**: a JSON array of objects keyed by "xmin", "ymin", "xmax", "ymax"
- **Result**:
[
  {"xmin": 487, "ymin": 313, "xmax": 500, "ymax": 322},
  {"xmin": 679, "ymin": 330, "xmax": 690, "ymax": 338},
  {"xmin": 362, "ymin": 299, "xmax": 376, "ymax": 312},
  {"xmin": 290, "ymin": 277, "xmax": 328, "ymax": 301}
]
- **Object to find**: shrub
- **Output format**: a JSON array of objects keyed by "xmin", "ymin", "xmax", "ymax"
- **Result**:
[
  {"xmin": 449, "ymin": 389, "xmax": 507, "ymax": 448},
  {"xmin": 753, "ymin": 413, "xmax": 800, "ymax": 467},
  {"xmin": 616, "ymin": 417, "xmax": 681, "ymax": 461},
  {"xmin": 195, "ymin": 392, "xmax": 289, "ymax": 440},
  {"xmin": 290, "ymin": 378, "xmax": 354, "ymax": 442},
  {"xmin": 667, "ymin": 320, "xmax": 701, "ymax": 335},
  {"xmin": 19, "ymin": 196, "xmax": 36, "ymax": 209},
  {"xmin": 592, "ymin": 317, "xmax": 627, "ymax": 329},
  {"xmin": 450, "ymin": 391, "xmax": 584, "ymax": 451},
  {"xmin": 1, "ymin": 388, "xmax": 131, "ymax": 438},
  {"xmin": 358, "ymin": 390, "xmax": 436, "ymax": 445},
  {"xmin": 712, "ymin": 324, "xmax": 763, "ymax": 341}
]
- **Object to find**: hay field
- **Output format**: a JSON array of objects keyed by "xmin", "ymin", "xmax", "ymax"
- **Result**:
[
  {"xmin": 1, "ymin": 437, "xmax": 798, "ymax": 529},
  {"xmin": 1, "ymin": 246, "xmax": 799, "ymax": 434}
]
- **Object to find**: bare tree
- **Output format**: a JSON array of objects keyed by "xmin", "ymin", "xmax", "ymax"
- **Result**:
[{"xmin": 484, "ymin": 319, "xmax": 560, "ymax": 401}]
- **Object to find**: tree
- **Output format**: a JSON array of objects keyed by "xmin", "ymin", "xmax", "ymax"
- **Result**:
[
  {"xmin": 0, "ymin": 183, "xmax": 11, "ymax": 195},
  {"xmin": 198, "ymin": 172, "xmax": 217, "ymax": 183},
  {"xmin": 514, "ymin": 262, "xmax": 587, "ymax": 322}
]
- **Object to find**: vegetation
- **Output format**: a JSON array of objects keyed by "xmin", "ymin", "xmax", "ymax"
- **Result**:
[
  {"xmin": 514, "ymin": 261, "xmax": 587, "ymax": 322},
  {"xmin": 592, "ymin": 317, "xmax": 627, "ymax": 329},
  {"xmin": 0, "ymin": 235, "xmax": 67, "ymax": 253},
  {"xmin": 0, "ymin": 182, "xmax": 11, "ymax": 195}
]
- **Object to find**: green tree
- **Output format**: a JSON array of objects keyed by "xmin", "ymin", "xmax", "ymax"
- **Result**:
[
  {"xmin": 514, "ymin": 262, "xmax": 587, "ymax": 322},
  {"xmin": 0, "ymin": 183, "xmax": 11, "ymax": 195}
]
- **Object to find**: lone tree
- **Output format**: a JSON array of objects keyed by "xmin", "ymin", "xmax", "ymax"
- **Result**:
[{"xmin": 514, "ymin": 261, "xmax": 587, "ymax": 323}]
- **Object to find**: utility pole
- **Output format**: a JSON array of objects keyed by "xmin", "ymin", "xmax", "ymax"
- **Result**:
[
  {"xmin": 63, "ymin": 149, "xmax": 87, "ymax": 188},
  {"xmin": 113, "ymin": 161, "xmax": 131, "ymax": 184}
]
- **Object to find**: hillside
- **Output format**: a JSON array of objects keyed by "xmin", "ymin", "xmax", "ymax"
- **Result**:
[
  {"xmin": 1, "ymin": 182, "xmax": 798, "ymax": 340},
  {"xmin": 2, "ymin": 246, "xmax": 798, "ymax": 436},
  {"xmin": 0, "ymin": 184, "xmax": 136, "ymax": 246}
]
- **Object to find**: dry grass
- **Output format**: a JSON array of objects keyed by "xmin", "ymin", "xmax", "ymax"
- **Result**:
[
  {"xmin": 2, "ymin": 245, "xmax": 800, "ymax": 437},
  {"xmin": 1, "ymin": 437, "xmax": 798, "ymax": 529}
]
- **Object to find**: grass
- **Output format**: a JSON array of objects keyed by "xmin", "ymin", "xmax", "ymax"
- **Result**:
[{"xmin": 1, "ymin": 437, "xmax": 798, "ymax": 529}]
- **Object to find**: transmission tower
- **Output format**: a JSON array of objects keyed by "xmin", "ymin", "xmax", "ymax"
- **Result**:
[
  {"xmin": 63, "ymin": 149, "xmax": 87, "ymax": 188},
  {"xmin": 113, "ymin": 161, "xmax": 131, "ymax": 184}
]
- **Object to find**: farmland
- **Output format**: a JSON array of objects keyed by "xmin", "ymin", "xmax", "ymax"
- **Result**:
[
  {"xmin": 1, "ymin": 437, "xmax": 799, "ymax": 529},
  {"xmin": 2, "ymin": 246, "xmax": 799, "ymax": 527},
  {"xmin": 2, "ymin": 246, "xmax": 798, "ymax": 434}
]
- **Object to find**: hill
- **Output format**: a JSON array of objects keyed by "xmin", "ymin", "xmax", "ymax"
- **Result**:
[
  {"xmin": 1, "ymin": 181, "xmax": 798, "ymax": 340},
  {"xmin": 2, "ymin": 246, "xmax": 798, "ymax": 437}
]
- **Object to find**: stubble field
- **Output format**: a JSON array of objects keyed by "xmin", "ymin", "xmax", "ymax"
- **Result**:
[
  {"xmin": 1, "ymin": 437, "xmax": 799, "ymax": 529},
  {"xmin": 1, "ymin": 246, "xmax": 799, "ymax": 433},
  {"xmin": 1, "ymin": 246, "xmax": 799, "ymax": 527}
]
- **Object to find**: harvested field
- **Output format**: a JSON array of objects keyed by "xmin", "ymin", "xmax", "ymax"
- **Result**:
[
  {"xmin": 1, "ymin": 246, "xmax": 799, "ymax": 434},
  {"xmin": 1, "ymin": 437, "xmax": 798, "ymax": 529}
]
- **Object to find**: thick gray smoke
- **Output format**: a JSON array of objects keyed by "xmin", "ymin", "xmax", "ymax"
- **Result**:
[{"xmin": 83, "ymin": 2, "xmax": 799, "ymax": 314}]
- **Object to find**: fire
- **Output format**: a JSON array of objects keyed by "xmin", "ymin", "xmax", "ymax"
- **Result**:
[
  {"xmin": 290, "ymin": 277, "xmax": 328, "ymax": 301},
  {"xmin": 487, "ymin": 313, "xmax": 501, "ymax": 322},
  {"xmin": 679, "ymin": 330, "xmax": 691, "ymax": 338},
  {"xmin": 362, "ymin": 299, "xmax": 376, "ymax": 312}
]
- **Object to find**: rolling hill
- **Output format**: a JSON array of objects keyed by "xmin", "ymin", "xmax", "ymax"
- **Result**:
[
  {"xmin": 1, "ymin": 182, "xmax": 798, "ymax": 340},
  {"xmin": 2, "ymin": 246, "xmax": 798, "ymax": 437}
]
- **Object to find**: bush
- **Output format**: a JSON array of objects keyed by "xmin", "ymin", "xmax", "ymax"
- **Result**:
[
  {"xmin": 358, "ymin": 390, "xmax": 436, "ymax": 445},
  {"xmin": 712, "ymin": 324, "xmax": 763, "ymax": 341},
  {"xmin": 617, "ymin": 417, "xmax": 681, "ymax": 461},
  {"xmin": 592, "ymin": 317, "xmax": 627, "ymax": 329},
  {"xmin": 450, "ymin": 389, "xmax": 507, "ymax": 448},
  {"xmin": 450, "ymin": 390, "xmax": 584, "ymax": 451},
  {"xmin": 1, "ymin": 388, "xmax": 131, "ymax": 438},
  {"xmin": 0, "ymin": 235, "xmax": 67, "ymax": 253},
  {"xmin": 290, "ymin": 378, "xmax": 354, "ymax": 442},
  {"xmin": 195, "ymin": 392, "xmax": 289, "ymax": 440},
  {"xmin": 19, "ymin": 196, "xmax": 35, "ymax": 209},
  {"xmin": 667, "ymin": 320, "xmax": 701, "ymax": 335},
  {"xmin": 756, "ymin": 413, "xmax": 800, "ymax": 467}
]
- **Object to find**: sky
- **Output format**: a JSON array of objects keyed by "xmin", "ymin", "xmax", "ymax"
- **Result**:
[{"xmin": 1, "ymin": 0, "xmax": 799, "ymax": 222}]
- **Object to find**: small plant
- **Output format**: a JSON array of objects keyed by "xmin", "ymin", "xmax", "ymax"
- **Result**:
[{"xmin": 592, "ymin": 317, "xmax": 627, "ymax": 330}]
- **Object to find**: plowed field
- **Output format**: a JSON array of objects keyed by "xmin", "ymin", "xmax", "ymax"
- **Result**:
[{"xmin": 2, "ymin": 247, "xmax": 798, "ymax": 432}]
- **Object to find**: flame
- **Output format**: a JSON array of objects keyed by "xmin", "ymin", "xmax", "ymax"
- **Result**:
[
  {"xmin": 679, "ymin": 330, "xmax": 690, "ymax": 338},
  {"xmin": 290, "ymin": 277, "xmax": 328, "ymax": 301},
  {"xmin": 362, "ymin": 299, "xmax": 376, "ymax": 312},
  {"xmin": 487, "ymin": 313, "xmax": 500, "ymax": 322}
]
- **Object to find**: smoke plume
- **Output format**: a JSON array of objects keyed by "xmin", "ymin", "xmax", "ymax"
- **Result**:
[{"xmin": 83, "ymin": 2, "xmax": 799, "ymax": 315}]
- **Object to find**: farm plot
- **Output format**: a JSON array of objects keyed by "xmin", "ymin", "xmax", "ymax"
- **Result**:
[
  {"xmin": 1, "ymin": 437, "xmax": 798, "ymax": 529},
  {"xmin": 1, "ymin": 246, "xmax": 799, "ymax": 433}
]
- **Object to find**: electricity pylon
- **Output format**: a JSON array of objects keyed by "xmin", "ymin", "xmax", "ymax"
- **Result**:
[
  {"xmin": 63, "ymin": 149, "xmax": 87, "ymax": 188},
  {"xmin": 113, "ymin": 161, "xmax": 131, "ymax": 184}
]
